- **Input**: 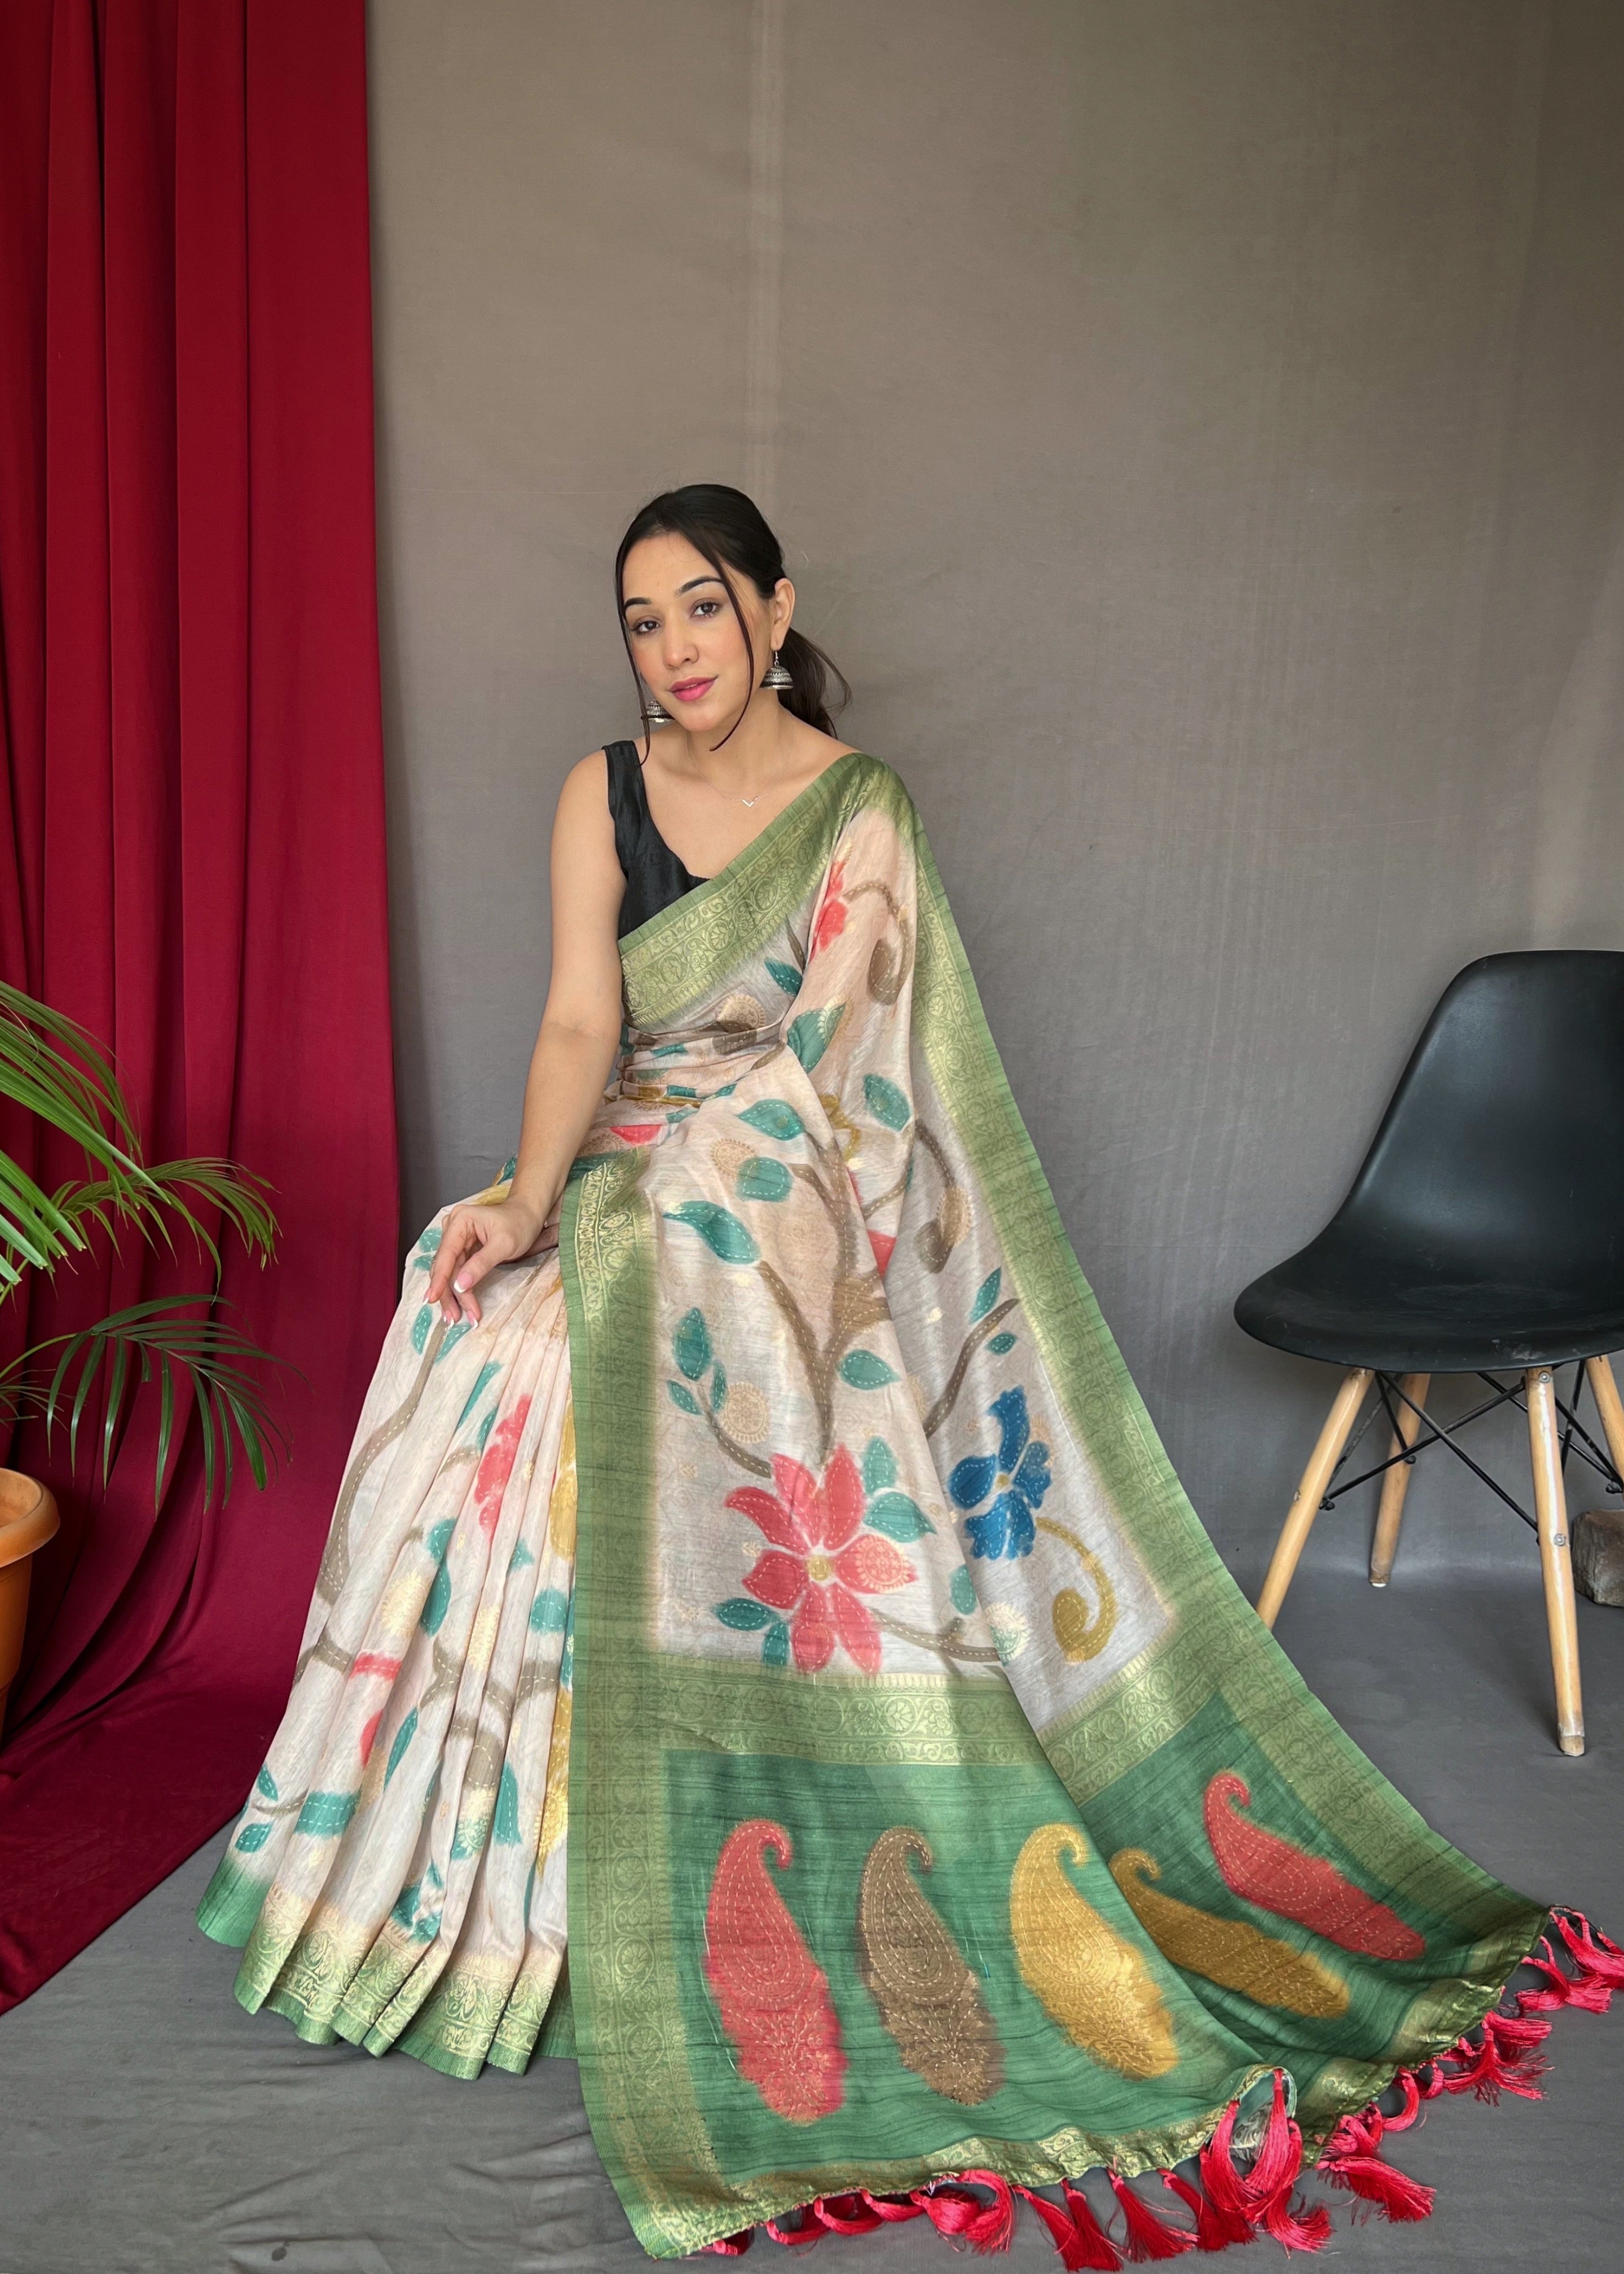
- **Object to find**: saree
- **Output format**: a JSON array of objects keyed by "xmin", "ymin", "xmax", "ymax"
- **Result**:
[{"xmin": 199, "ymin": 751, "xmax": 1618, "ymax": 2260}]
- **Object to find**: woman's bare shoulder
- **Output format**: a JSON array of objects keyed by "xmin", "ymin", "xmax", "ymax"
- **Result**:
[{"xmin": 554, "ymin": 747, "xmax": 615, "ymax": 832}]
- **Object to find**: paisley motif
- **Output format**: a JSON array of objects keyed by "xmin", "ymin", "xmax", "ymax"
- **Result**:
[
  {"xmin": 703, "ymin": 1819, "xmax": 846, "ymax": 2122},
  {"xmin": 855, "ymin": 1827, "xmax": 1003, "ymax": 2105},
  {"xmin": 1204, "ymin": 1772, "xmax": 1425, "ymax": 1961},
  {"xmin": 1009, "ymin": 1824, "xmax": 1177, "ymax": 2078},
  {"xmin": 1108, "ymin": 1846, "xmax": 1349, "ymax": 2018},
  {"xmin": 547, "ymin": 1401, "xmax": 578, "ymax": 1558}
]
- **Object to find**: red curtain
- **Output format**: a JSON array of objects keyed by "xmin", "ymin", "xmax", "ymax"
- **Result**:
[{"xmin": 0, "ymin": 0, "xmax": 399, "ymax": 2008}]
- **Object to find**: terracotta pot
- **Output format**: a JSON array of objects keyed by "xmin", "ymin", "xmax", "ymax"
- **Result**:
[{"xmin": 0, "ymin": 1468, "xmax": 59, "ymax": 1741}]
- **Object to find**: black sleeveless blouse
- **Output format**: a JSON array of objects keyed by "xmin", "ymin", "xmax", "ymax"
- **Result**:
[{"xmin": 606, "ymin": 740, "xmax": 710, "ymax": 939}]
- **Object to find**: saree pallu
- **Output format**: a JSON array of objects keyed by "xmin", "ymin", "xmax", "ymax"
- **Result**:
[{"xmin": 200, "ymin": 752, "xmax": 1612, "ymax": 2260}]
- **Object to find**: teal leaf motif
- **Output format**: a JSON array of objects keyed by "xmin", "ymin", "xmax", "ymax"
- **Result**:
[
  {"xmin": 865, "ymin": 1492, "xmax": 935, "ymax": 1541},
  {"xmin": 451, "ymin": 1809, "xmax": 490, "ymax": 1862},
  {"xmin": 862, "ymin": 1074, "xmax": 912, "ymax": 1131},
  {"xmin": 494, "ymin": 1763, "xmax": 522, "ymax": 1846},
  {"xmin": 970, "ymin": 1269, "xmax": 1002, "ymax": 1324},
  {"xmin": 667, "ymin": 1379, "xmax": 701, "ymax": 1414},
  {"xmin": 235, "ymin": 1820, "xmax": 272, "ymax": 1853},
  {"xmin": 664, "ymin": 1202, "xmax": 759, "ymax": 1263},
  {"xmin": 712, "ymin": 1360, "xmax": 728, "ymax": 1409},
  {"xmin": 715, "ymin": 1597, "xmax": 776, "ymax": 1631},
  {"xmin": 500, "ymin": 1155, "xmax": 518, "ymax": 1181},
  {"xmin": 410, "ymin": 1304, "xmax": 434, "ymax": 1353},
  {"xmin": 988, "ymin": 1331, "xmax": 1017, "ymax": 1356},
  {"xmin": 457, "ymin": 1361, "xmax": 501, "ymax": 1430},
  {"xmin": 435, "ymin": 1321, "xmax": 470, "ymax": 1363},
  {"xmin": 296, "ymin": 1790, "xmax": 359, "ymax": 1838},
  {"xmin": 737, "ymin": 1156, "xmax": 792, "ymax": 1202},
  {"xmin": 765, "ymin": 957, "xmax": 803, "ymax": 997},
  {"xmin": 861, "ymin": 1436, "xmax": 897, "ymax": 1494},
  {"xmin": 674, "ymin": 1308, "xmax": 712, "ymax": 1380},
  {"xmin": 738, "ymin": 1098, "xmax": 805, "ymax": 1142},
  {"xmin": 420, "ymin": 1562, "xmax": 452, "ymax": 1635},
  {"xmin": 786, "ymin": 1003, "xmax": 844, "ymax": 1074},
  {"xmin": 530, "ymin": 1587, "xmax": 570, "ymax": 1633},
  {"xmin": 950, "ymin": 1564, "xmax": 978, "ymax": 1616},
  {"xmin": 509, "ymin": 1541, "xmax": 535, "ymax": 1571},
  {"xmin": 477, "ymin": 1406, "xmax": 499, "ymax": 1450},
  {"xmin": 762, "ymin": 1618, "xmax": 790, "ymax": 1669},
  {"xmin": 254, "ymin": 1766, "xmax": 279, "ymax": 1802},
  {"xmin": 425, "ymin": 1518, "xmax": 456, "ymax": 1564},
  {"xmin": 839, "ymin": 1348, "xmax": 899, "ymax": 1390},
  {"xmin": 385, "ymin": 1708, "xmax": 419, "ymax": 1787}
]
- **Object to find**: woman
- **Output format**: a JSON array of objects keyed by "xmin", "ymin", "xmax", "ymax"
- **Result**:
[{"xmin": 199, "ymin": 486, "xmax": 1616, "ymax": 2262}]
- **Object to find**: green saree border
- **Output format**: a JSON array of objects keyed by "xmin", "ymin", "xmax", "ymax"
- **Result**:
[
  {"xmin": 619, "ymin": 749, "xmax": 868, "ymax": 1028},
  {"xmin": 562, "ymin": 1152, "xmax": 733, "ymax": 2252},
  {"xmin": 195, "ymin": 1849, "xmax": 271, "ymax": 1948}
]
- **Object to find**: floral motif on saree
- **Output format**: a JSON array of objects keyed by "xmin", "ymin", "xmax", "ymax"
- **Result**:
[{"xmin": 199, "ymin": 752, "xmax": 1616, "ymax": 2259}]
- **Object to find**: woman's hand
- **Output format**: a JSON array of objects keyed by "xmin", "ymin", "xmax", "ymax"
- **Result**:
[{"xmin": 425, "ymin": 1194, "xmax": 552, "ymax": 1327}]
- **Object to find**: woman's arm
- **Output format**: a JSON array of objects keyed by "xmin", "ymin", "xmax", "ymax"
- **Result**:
[{"xmin": 425, "ymin": 751, "xmax": 626, "ymax": 1325}]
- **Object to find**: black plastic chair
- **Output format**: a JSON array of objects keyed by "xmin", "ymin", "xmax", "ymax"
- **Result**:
[{"xmin": 1235, "ymin": 951, "xmax": 1624, "ymax": 1756}]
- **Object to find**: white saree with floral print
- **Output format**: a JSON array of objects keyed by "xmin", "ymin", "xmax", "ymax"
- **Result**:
[{"xmin": 200, "ymin": 753, "xmax": 1618, "ymax": 2261}]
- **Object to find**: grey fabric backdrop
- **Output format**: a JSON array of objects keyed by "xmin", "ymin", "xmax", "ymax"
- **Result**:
[{"xmin": 368, "ymin": 0, "xmax": 1624, "ymax": 1585}]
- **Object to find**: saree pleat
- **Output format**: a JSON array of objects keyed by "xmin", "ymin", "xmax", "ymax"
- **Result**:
[
  {"xmin": 201, "ymin": 752, "xmax": 1599, "ymax": 2258},
  {"xmin": 199, "ymin": 1215, "xmax": 576, "ymax": 2079}
]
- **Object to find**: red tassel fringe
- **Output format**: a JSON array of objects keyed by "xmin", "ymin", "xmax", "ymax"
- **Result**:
[{"xmin": 698, "ymin": 1908, "xmax": 1617, "ymax": 2263}]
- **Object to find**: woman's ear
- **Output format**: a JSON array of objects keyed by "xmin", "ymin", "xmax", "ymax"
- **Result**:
[{"xmin": 772, "ymin": 577, "xmax": 796, "ymax": 644}]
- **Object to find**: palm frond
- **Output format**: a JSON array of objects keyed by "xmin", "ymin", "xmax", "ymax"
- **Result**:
[
  {"xmin": 1, "ymin": 982, "xmax": 156, "ymax": 1286},
  {"xmin": 0, "ymin": 1149, "xmax": 87, "ymax": 1288},
  {"xmin": 5, "ymin": 1295, "xmax": 300, "ymax": 1509},
  {"xmin": 0, "ymin": 978, "xmax": 144, "ymax": 1163},
  {"xmin": 1, "ymin": 983, "xmax": 280, "ymax": 1290},
  {"xmin": 54, "ymin": 1158, "xmax": 279, "ymax": 1277}
]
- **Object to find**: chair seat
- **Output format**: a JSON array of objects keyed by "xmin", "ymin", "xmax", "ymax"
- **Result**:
[{"xmin": 1235, "ymin": 1240, "xmax": 1624, "ymax": 1373}]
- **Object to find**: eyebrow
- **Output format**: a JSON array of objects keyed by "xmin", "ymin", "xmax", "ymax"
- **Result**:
[{"xmin": 622, "ymin": 575, "xmax": 724, "ymax": 613}]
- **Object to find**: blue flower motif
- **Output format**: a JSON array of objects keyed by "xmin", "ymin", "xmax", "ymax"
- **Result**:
[{"xmin": 948, "ymin": 1385, "xmax": 1052, "ymax": 1559}]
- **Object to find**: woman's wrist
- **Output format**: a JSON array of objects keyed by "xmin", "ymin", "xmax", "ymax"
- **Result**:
[{"xmin": 504, "ymin": 1176, "xmax": 556, "ymax": 1226}]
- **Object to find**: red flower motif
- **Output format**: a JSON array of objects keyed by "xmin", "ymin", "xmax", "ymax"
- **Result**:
[
  {"xmin": 724, "ymin": 1445, "xmax": 913, "ymax": 1674},
  {"xmin": 811, "ymin": 859, "xmax": 849, "ymax": 954},
  {"xmin": 474, "ymin": 1396, "xmax": 532, "ymax": 1534}
]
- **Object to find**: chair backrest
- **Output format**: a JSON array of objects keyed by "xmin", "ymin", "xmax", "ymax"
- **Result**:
[{"xmin": 1332, "ymin": 951, "xmax": 1624, "ymax": 1281}]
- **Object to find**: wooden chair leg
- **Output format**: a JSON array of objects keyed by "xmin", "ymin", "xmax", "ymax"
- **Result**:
[
  {"xmin": 1583, "ymin": 1353, "xmax": 1624, "ymax": 1489},
  {"xmin": 1526, "ymin": 1365, "xmax": 1585, "ymax": 1756},
  {"xmin": 1257, "ymin": 1368, "xmax": 1373, "ymax": 1629},
  {"xmin": 1369, "ymin": 1371, "xmax": 1429, "ymax": 1587}
]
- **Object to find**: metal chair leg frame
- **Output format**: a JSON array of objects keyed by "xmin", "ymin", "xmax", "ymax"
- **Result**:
[
  {"xmin": 1527, "ymin": 1366, "xmax": 1585, "ymax": 1757},
  {"xmin": 1257, "ymin": 1367, "xmax": 1373, "ymax": 1629},
  {"xmin": 1369, "ymin": 1371, "xmax": 1429, "ymax": 1587}
]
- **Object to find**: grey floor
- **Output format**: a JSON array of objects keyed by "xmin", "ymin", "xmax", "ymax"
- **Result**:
[{"xmin": 3, "ymin": 1570, "xmax": 1620, "ymax": 2274}]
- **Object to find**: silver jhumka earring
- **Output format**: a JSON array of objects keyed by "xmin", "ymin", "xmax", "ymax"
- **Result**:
[
  {"xmin": 641, "ymin": 684, "xmax": 673, "ymax": 728},
  {"xmin": 762, "ymin": 648, "xmax": 794, "ymax": 690}
]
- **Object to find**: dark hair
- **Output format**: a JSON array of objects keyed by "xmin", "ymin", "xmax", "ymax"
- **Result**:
[{"xmin": 614, "ymin": 484, "xmax": 850, "ymax": 750}]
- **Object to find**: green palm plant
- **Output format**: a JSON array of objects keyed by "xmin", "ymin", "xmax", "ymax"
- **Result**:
[{"xmin": 0, "ymin": 978, "xmax": 293, "ymax": 1508}]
